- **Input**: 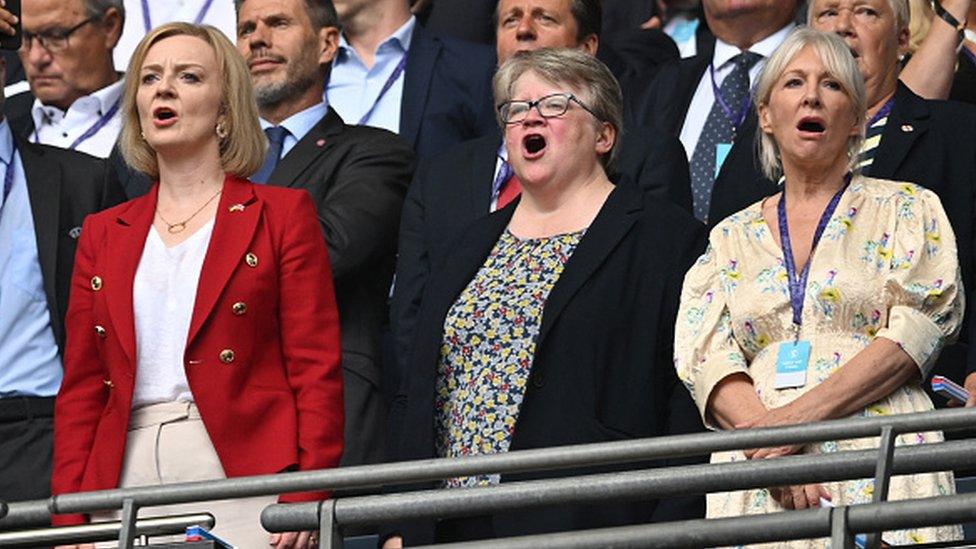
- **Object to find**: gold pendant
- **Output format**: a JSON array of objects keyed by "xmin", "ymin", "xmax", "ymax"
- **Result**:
[{"xmin": 167, "ymin": 223, "xmax": 186, "ymax": 234}]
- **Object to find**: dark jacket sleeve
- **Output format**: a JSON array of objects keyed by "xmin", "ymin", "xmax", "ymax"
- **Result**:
[{"xmin": 317, "ymin": 131, "xmax": 415, "ymax": 282}]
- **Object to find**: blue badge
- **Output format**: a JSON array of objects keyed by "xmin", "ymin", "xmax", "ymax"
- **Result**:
[
  {"xmin": 715, "ymin": 143, "xmax": 733, "ymax": 178},
  {"xmin": 774, "ymin": 340, "xmax": 810, "ymax": 389},
  {"xmin": 669, "ymin": 18, "xmax": 700, "ymax": 43}
]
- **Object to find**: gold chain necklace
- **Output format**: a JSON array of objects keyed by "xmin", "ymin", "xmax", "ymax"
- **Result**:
[{"xmin": 155, "ymin": 188, "xmax": 223, "ymax": 234}]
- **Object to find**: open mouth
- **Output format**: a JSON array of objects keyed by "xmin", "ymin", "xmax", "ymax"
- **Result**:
[
  {"xmin": 797, "ymin": 117, "xmax": 825, "ymax": 134},
  {"xmin": 848, "ymin": 47, "xmax": 860, "ymax": 59},
  {"xmin": 152, "ymin": 107, "xmax": 178, "ymax": 126},
  {"xmin": 523, "ymin": 134, "xmax": 547, "ymax": 156}
]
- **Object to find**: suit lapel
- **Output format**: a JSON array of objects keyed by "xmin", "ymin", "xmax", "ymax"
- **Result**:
[
  {"xmin": 537, "ymin": 184, "xmax": 641, "ymax": 346},
  {"xmin": 468, "ymin": 135, "xmax": 502, "ymax": 217},
  {"xmin": 20, "ymin": 138, "xmax": 63, "ymax": 342},
  {"xmin": 666, "ymin": 56, "xmax": 710, "ymax": 135},
  {"xmin": 104, "ymin": 185, "xmax": 157, "ymax": 366},
  {"xmin": 267, "ymin": 109, "xmax": 344, "ymax": 188},
  {"xmin": 186, "ymin": 176, "xmax": 261, "ymax": 345},
  {"xmin": 869, "ymin": 84, "xmax": 930, "ymax": 179},
  {"xmin": 400, "ymin": 26, "xmax": 440, "ymax": 149}
]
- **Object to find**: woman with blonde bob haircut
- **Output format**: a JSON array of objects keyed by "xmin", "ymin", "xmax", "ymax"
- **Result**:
[
  {"xmin": 675, "ymin": 27, "xmax": 963, "ymax": 545},
  {"xmin": 52, "ymin": 22, "xmax": 343, "ymax": 549},
  {"xmin": 118, "ymin": 22, "xmax": 265, "ymax": 178}
]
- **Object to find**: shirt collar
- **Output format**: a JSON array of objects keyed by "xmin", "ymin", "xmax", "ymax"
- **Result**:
[
  {"xmin": 0, "ymin": 119, "xmax": 13, "ymax": 166},
  {"xmin": 30, "ymin": 76, "xmax": 124, "ymax": 127},
  {"xmin": 260, "ymin": 101, "xmax": 329, "ymax": 142},
  {"xmin": 337, "ymin": 15, "xmax": 416, "ymax": 61},
  {"xmin": 712, "ymin": 23, "xmax": 795, "ymax": 70}
]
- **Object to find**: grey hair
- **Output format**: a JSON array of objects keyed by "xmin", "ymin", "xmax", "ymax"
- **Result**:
[
  {"xmin": 83, "ymin": 0, "xmax": 125, "ymax": 24},
  {"xmin": 808, "ymin": 0, "xmax": 909, "ymax": 32},
  {"xmin": 753, "ymin": 27, "xmax": 866, "ymax": 181},
  {"xmin": 492, "ymin": 47, "xmax": 624, "ymax": 172}
]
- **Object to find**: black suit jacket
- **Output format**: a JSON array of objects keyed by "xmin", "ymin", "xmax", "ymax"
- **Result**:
[
  {"xmin": 401, "ymin": 24, "xmax": 498, "ymax": 159},
  {"xmin": 4, "ymin": 90, "xmax": 151, "ymax": 200},
  {"xmin": 628, "ymin": 52, "xmax": 772, "ymax": 225},
  {"xmin": 389, "ymin": 182, "xmax": 706, "ymax": 543},
  {"xmin": 390, "ymin": 127, "xmax": 692, "ymax": 392},
  {"xmin": 15, "ymin": 132, "xmax": 126, "ymax": 353},
  {"xmin": 265, "ymin": 107, "xmax": 415, "ymax": 466}
]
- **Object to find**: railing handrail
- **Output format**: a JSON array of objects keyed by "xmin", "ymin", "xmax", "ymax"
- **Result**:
[
  {"xmin": 2, "ymin": 406, "xmax": 975, "ymax": 529},
  {"xmin": 259, "ymin": 438, "xmax": 976, "ymax": 531},
  {"xmin": 407, "ymin": 492, "xmax": 976, "ymax": 549},
  {"xmin": 0, "ymin": 512, "xmax": 215, "ymax": 548}
]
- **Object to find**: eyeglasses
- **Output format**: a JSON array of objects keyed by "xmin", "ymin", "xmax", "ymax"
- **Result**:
[
  {"xmin": 22, "ymin": 18, "xmax": 94, "ymax": 53},
  {"xmin": 497, "ymin": 92, "xmax": 601, "ymax": 125}
]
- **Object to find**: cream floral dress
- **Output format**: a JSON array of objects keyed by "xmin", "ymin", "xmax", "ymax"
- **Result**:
[{"xmin": 674, "ymin": 176, "xmax": 964, "ymax": 546}]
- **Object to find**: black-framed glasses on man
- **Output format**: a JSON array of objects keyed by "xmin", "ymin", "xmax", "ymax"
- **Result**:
[
  {"xmin": 497, "ymin": 92, "xmax": 601, "ymax": 125},
  {"xmin": 22, "ymin": 17, "xmax": 94, "ymax": 53}
]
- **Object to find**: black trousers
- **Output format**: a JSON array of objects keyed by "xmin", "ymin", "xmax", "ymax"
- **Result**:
[{"xmin": 0, "ymin": 396, "xmax": 54, "ymax": 503}]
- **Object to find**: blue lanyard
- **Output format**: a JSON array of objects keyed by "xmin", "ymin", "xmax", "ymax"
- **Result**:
[
  {"xmin": 0, "ymin": 141, "xmax": 18, "ymax": 223},
  {"xmin": 33, "ymin": 98, "xmax": 121, "ymax": 151},
  {"xmin": 357, "ymin": 53, "xmax": 408, "ymax": 126},
  {"xmin": 709, "ymin": 62, "xmax": 754, "ymax": 136},
  {"xmin": 778, "ymin": 176, "xmax": 850, "ymax": 334},
  {"xmin": 142, "ymin": 0, "xmax": 214, "ymax": 32}
]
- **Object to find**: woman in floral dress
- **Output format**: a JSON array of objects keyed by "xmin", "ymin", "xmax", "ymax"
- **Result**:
[{"xmin": 674, "ymin": 28, "xmax": 963, "ymax": 546}]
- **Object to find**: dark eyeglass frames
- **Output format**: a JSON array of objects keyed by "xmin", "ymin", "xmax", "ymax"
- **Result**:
[
  {"xmin": 22, "ymin": 17, "xmax": 95, "ymax": 53},
  {"xmin": 497, "ymin": 92, "xmax": 602, "ymax": 125}
]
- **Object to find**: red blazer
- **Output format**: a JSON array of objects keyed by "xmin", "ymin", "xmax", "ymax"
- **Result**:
[{"xmin": 52, "ymin": 175, "xmax": 343, "ymax": 524}]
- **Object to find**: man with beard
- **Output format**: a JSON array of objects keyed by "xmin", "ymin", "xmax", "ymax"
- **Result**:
[{"xmin": 236, "ymin": 0, "xmax": 415, "ymax": 478}]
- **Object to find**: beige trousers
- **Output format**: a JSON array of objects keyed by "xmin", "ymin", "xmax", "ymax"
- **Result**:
[{"xmin": 92, "ymin": 401, "xmax": 276, "ymax": 548}]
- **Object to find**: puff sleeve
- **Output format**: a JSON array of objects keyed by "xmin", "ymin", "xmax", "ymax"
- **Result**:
[
  {"xmin": 673, "ymin": 233, "xmax": 750, "ymax": 428},
  {"xmin": 874, "ymin": 185, "xmax": 964, "ymax": 378}
]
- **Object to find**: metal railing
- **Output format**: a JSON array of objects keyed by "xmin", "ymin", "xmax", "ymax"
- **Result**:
[
  {"xmin": 0, "ymin": 513, "xmax": 214, "ymax": 548},
  {"xmin": 1, "ymin": 406, "xmax": 975, "ymax": 548}
]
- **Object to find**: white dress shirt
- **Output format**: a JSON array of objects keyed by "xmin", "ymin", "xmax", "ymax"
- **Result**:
[
  {"xmin": 679, "ymin": 24, "xmax": 795, "ymax": 163},
  {"xmin": 114, "ymin": 0, "xmax": 238, "ymax": 71},
  {"xmin": 30, "ymin": 79, "xmax": 124, "ymax": 159}
]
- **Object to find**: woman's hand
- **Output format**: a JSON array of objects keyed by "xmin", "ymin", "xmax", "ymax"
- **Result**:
[
  {"xmin": 736, "ymin": 401, "xmax": 819, "ymax": 459},
  {"xmin": 965, "ymin": 372, "xmax": 976, "ymax": 408},
  {"xmin": 270, "ymin": 531, "xmax": 318, "ymax": 548},
  {"xmin": 769, "ymin": 484, "xmax": 831, "ymax": 510},
  {"xmin": 382, "ymin": 535, "xmax": 404, "ymax": 548}
]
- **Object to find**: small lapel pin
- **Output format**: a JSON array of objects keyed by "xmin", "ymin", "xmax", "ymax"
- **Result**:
[
  {"xmin": 316, "ymin": 139, "xmax": 326, "ymax": 147},
  {"xmin": 901, "ymin": 124, "xmax": 914, "ymax": 133},
  {"xmin": 229, "ymin": 203, "xmax": 245, "ymax": 212},
  {"xmin": 68, "ymin": 226, "xmax": 82, "ymax": 239}
]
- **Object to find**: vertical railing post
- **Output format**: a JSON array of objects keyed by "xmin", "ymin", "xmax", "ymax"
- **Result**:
[
  {"xmin": 117, "ymin": 498, "xmax": 139, "ymax": 549},
  {"xmin": 831, "ymin": 505, "xmax": 855, "ymax": 549},
  {"xmin": 864, "ymin": 425, "xmax": 896, "ymax": 549},
  {"xmin": 318, "ymin": 499, "xmax": 342, "ymax": 549}
]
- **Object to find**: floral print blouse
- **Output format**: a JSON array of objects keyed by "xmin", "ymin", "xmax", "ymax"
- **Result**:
[{"xmin": 435, "ymin": 228, "xmax": 583, "ymax": 488}]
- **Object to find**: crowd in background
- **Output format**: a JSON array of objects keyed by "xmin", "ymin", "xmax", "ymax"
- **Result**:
[{"xmin": 1, "ymin": 0, "xmax": 976, "ymax": 547}]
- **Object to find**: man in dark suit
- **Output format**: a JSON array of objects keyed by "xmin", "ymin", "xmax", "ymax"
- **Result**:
[
  {"xmin": 628, "ymin": 0, "xmax": 799, "ymax": 224},
  {"xmin": 0, "ymin": 57, "xmax": 124, "ymax": 503},
  {"xmin": 327, "ymin": 0, "xmax": 498, "ymax": 158},
  {"xmin": 808, "ymin": 0, "xmax": 976, "ymax": 406},
  {"xmin": 390, "ymin": 0, "xmax": 693, "ymax": 412},
  {"xmin": 237, "ymin": 0, "xmax": 415, "ymax": 469}
]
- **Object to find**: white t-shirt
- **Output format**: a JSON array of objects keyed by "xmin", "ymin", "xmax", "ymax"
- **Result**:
[{"xmin": 132, "ymin": 219, "xmax": 215, "ymax": 409}]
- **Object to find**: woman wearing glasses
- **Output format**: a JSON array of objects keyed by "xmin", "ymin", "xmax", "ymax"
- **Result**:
[{"xmin": 383, "ymin": 48, "xmax": 705, "ymax": 546}]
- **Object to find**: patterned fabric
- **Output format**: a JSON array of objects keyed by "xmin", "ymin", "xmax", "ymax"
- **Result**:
[
  {"xmin": 856, "ymin": 113, "xmax": 889, "ymax": 171},
  {"xmin": 435, "ymin": 229, "xmax": 584, "ymax": 488},
  {"xmin": 675, "ymin": 176, "xmax": 963, "ymax": 547},
  {"xmin": 689, "ymin": 51, "xmax": 762, "ymax": 222}
]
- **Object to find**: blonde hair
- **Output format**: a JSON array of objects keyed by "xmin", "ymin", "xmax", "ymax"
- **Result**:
[
  {"xmin": 118, "ymin": 22, "xmax": 265, "ymax": 179},
  {"xmin": 907, "ymin": 0, "xmax": 933, "ymax": 54},
  {"xmin": 753, "ymin": 28, "xmax": 866, "ymax": 181}
]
